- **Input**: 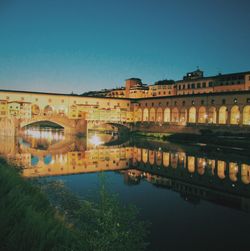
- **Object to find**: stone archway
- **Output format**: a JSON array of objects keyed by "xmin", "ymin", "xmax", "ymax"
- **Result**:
[
  {"xmin": 208, "ymin": 107, "xmax": 216, "ymax": 124},
  {"xmin": 164, "ymin": 108, "xmax": 171, "ymax": 122},
  {"xmin": 218, "ymin": 106, "xmax": 228, "ymax": 124},
  {"xmin": 230, "ymin": 105, "xmax": 240, "ymax": 125},
  {"xmin": 243, "ymin": 105, "xmax": 250, "ymax": 125},
  {"xmin": 171, "ymin": 107, "xmax": 179, "ymax": 122},
  {"xmin": 188, "ymin": 107, "xmax": 196, "ymax": 123},
  {"xmin": 198, "ymin": 106, "xmax": 206, "ymax": 123},
  {"xmin": 143, "ymin": 108, "xmax": 149, "ymax": 121}
]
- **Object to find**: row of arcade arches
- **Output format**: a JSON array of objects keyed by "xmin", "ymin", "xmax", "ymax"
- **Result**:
[{"xmin": 135, "ymin": 105, "xmax": 250, "ymax": 125}]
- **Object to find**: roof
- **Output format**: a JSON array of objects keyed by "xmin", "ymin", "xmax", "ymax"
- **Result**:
[
  {"xmin": 176, "ymin": 70, "xmax": 250, "ymax": 83},
  {"xmin": 131, "ymin": 89, "xmax": 250, "ymax": 101},
  {"xmin": 0, "ymin": 89, "xmax": 131, "ymax": 101}
]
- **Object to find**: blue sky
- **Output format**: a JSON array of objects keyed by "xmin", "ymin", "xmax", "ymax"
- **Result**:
[{"xmin": 0, "ymin": 0, "xmax": 250, "ymax": 93}]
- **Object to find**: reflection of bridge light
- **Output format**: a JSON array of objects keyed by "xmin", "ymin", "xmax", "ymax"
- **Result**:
[{"xmin": 89, "ymin": 134, "xmax": 103, "ymax": 146}]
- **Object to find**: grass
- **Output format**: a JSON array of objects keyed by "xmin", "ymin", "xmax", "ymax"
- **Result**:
[
  {"xmin": 0, "ymin": 158, "xmax": 83, "ymax": 251},
  {"xmin": 0, "ymin": 159, "xmax": 148, "ymax": 251}
]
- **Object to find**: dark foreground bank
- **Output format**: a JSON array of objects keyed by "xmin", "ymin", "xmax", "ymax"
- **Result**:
[{"xmin": 0, "ymin": 159, "xmax": 148, "ymax": 251}]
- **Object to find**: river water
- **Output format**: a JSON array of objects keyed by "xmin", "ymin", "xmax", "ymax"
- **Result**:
[{"xmin": 1, "ymin": 128, "xmax": 250, "ymax": 251}]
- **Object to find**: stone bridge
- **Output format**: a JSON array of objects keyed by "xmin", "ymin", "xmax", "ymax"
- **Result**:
[{"xmin": 20, "ymin": 115, "xmax": 87, "ymax": 135}]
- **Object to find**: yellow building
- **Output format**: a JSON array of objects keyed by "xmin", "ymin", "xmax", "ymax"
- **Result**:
[
  {"xmin": 8, "ymin": 101, "xmax": 21, "ymax": 118},
  {"xmin": 0, "ymin": 100, "xmax": 8, "ymax": 118}
]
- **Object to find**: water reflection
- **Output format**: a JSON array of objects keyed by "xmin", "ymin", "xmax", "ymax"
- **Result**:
[{"xmin": 1, "ymin": 128, "xmax": 250, "ymax": 213}]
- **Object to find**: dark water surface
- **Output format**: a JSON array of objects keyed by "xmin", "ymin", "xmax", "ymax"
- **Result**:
[{"xmin": 1, "ymin": 128, "xmax": 250, "ymax": 251}]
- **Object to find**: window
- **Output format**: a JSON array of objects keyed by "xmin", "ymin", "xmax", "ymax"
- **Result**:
[
  {"xmin": 201, "ymin": 100, "xmax": 204, "ymax": 105},
  {"xmin": 188, "ymin": 84, "xmax": 190, "ymax": 89},
  {"xmin": 209, "ymin": 82, "xmax": 213, "ymax": 87},
  {"xmin": 191, "ymin": 83, "xmax": 195, "ymax": 88},
  {"xmin": 211, "ymin": 99, "xmax": 215, "ymax": 104},
  {"xmin": 222, "ymin": 99, "xmax": 226, "ymax": 104},
  {"xmin": 182, "ymin": 101, "xmax": 185, "ymax": 106},
  {"xmin": 192, "ymin": 100, "xmax": 195, "ymax": 105},
  {"xmin": 152, "ymin": 103, "xmax": 154, "ymax": 107},
  {"xmin": 202, "ymin": 82, "xmax": 206, "ymax": 88},
  {"xmin": 197, "ymin": 83, "xmax": 201, "ymax": 88}
]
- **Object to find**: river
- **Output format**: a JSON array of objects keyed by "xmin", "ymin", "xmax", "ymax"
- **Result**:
[{"xmin": 1, "ymin": 127, "xmax": 250, "ymax": 251}]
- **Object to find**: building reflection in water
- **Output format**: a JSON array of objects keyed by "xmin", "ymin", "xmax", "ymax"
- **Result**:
[{"xmin": 0, "ymin": 129, "xmax": 250, "ymax": 212}]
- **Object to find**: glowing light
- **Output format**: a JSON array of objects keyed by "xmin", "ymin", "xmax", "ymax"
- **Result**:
[{"xmin": 89, "ymin": 134, "xmax": 103, "ymax": 146}]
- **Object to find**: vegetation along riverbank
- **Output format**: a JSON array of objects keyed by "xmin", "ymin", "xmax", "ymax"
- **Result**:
[{"xmin": 0, "ymin": 158, "xmax": 148, "ymax": 251}]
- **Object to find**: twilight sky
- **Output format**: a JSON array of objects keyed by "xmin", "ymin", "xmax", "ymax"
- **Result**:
[{"xmin": 0, "ymin": 0, "xmax": 250, "ymax": 94}]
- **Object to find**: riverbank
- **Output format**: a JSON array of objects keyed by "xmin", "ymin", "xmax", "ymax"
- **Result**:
[
  {"xmin": 0, "ymin": 158, "xmax": 148, "ymax": 251},
  {"xmin": 132, "ymin": 130, "xmax": 250, "ymax": 156},
  {"xmin": 0, "ymin": 158, "xmax": 82, "ymax": 251}
]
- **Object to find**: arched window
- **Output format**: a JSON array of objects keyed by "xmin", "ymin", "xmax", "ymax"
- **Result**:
[
  {"xmin": 156, "ymin": 108, "xmax": 163, "ymax": 122},
  {"xmin": 143, "ymin": 108, "xmax": 149, "ymax": 121},
  {"xmin": 189, "ymin": 107, "xmax": 196, "ymax": 123},
  {"xmin": 230, "ymin": 105, "xmax": 240, "ymax": 125},
  {"xmin": 171, "ymin": 107, "xmax": 179, "ymax": 122},
  {"xmin": 208, "ymin": 107, "xmax": 216, "ymax": 124},
  {"xmin": 218, "ymin": 106, "xmax": 228, "ymax": 124},
  {"xmin": 164, "ymin": 108, "xmax": 170, "ymax": 122},
  {"xmin": 198, "ymin": 106, "xmax": 206, "ymax": 123},
  {"xmin": 149, "ymin": 108, "xmax": 156, "ymax": 121},
  {"xmin": 31, "ymin": 104, "xmax": 40, "ymax": 116},
  {"xmin": 180, "ymin": 108, "xmax": 187, "ymax": 123},
  {"xmin": 44, "ymin": 105, "xmax": 53, "ymax": 115},
  {"xmin": 135, "ymin": 108, "xmax": 143, "ymax": 122},
  {"xmin": 243, "ymin": 105, "xmax": 250, "ymax": 125}
]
